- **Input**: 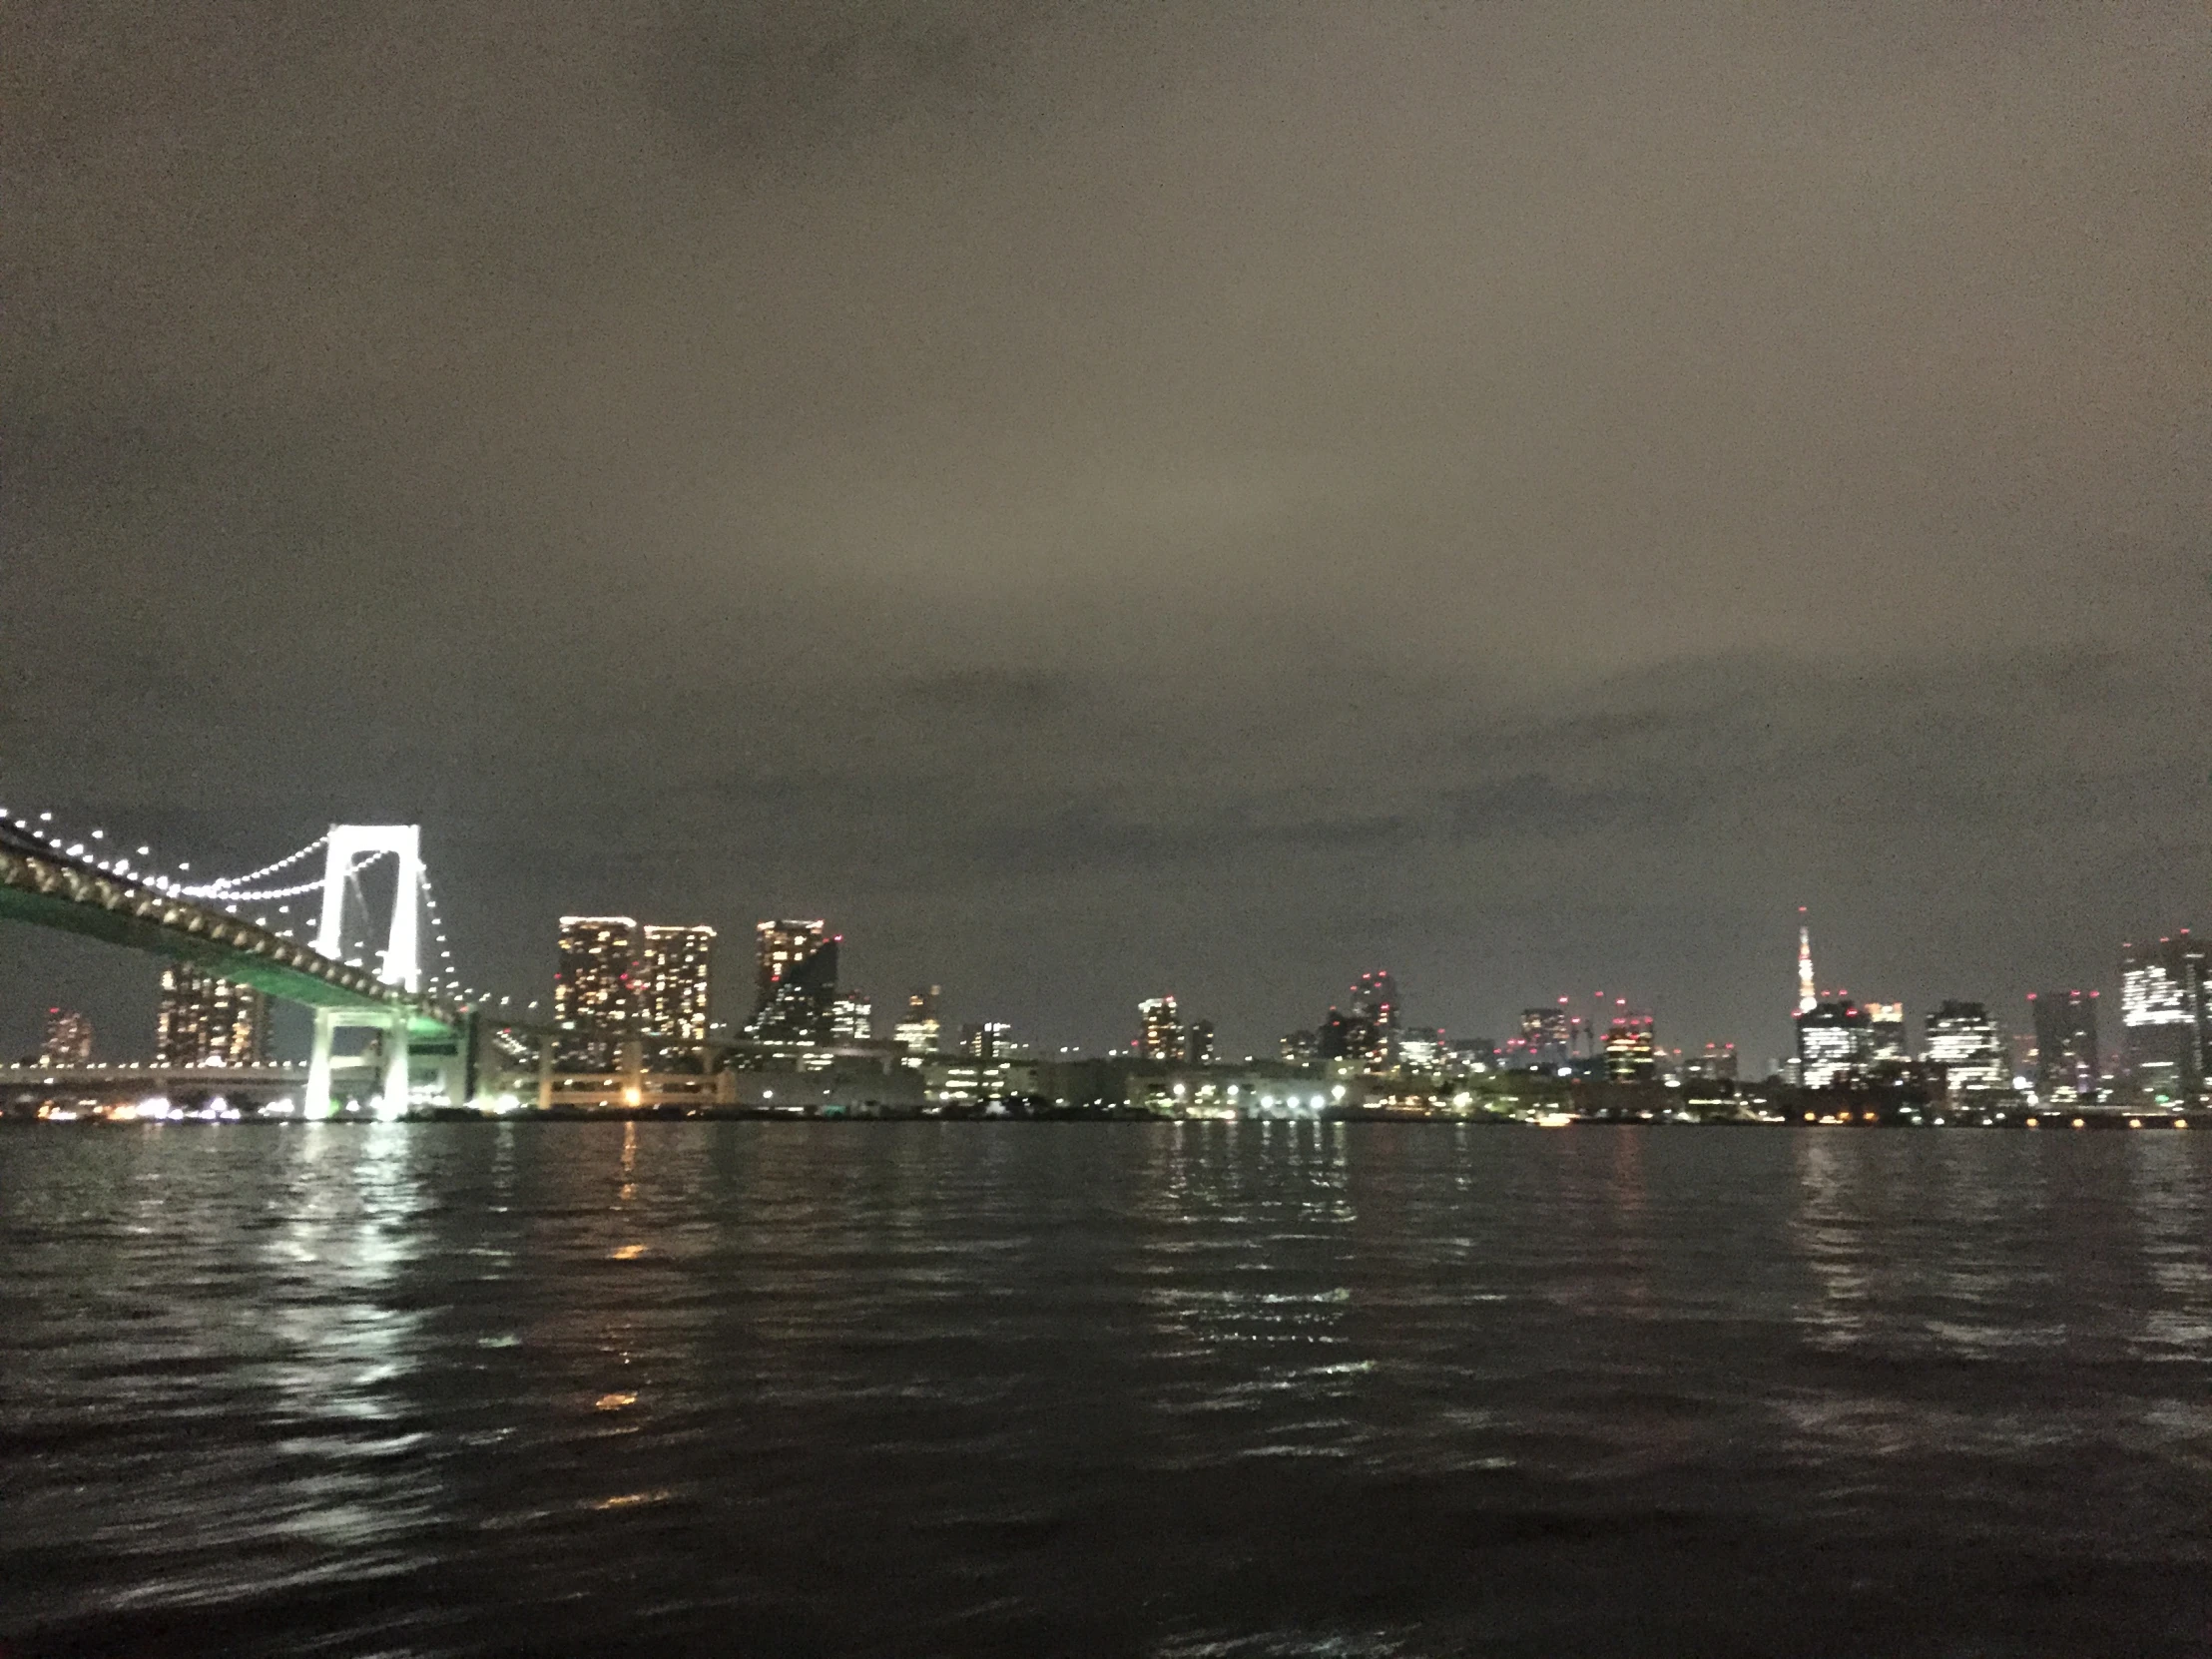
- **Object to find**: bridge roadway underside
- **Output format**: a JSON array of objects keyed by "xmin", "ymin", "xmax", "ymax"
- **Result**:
[{"xmin": 0, "ymin": 882, "xmax": 454, "ymax": 1038}]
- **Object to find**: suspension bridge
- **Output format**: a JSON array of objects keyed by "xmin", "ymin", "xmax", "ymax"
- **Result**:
[{"xmin": 0, "ymin": 811, "xmax": 531, "ymax": 1116}]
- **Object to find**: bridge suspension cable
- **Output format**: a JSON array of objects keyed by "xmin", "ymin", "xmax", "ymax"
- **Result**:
[{"xmin": 180, "ymin": 832, "xmax": 332, "ymax": 898}]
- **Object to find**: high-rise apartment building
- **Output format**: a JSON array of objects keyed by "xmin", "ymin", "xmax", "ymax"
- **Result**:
[
  {"xmin": 2120, "ymin": 933, "xmax": 2206, "ymax": 1097},
  {"xmin": 1604, "ymin": 1012, "xmax": 1656, "ymax": 1082},
  {"xmin": 1351, "ymin": 971, "xmax": 1399, "ymax": 1061},
  {"xmin": 154, "ymin": 965, "xmax": 268, "ymax": 1067},
  {"xmin": 1185, "ymin": 1019, "xmax": 1216, "ymax": 1066},
  {"xmin": 557, "ymin": 916, "xmax": 640, "ymax": 1027},
  {"xmin": 640, "ymin": 923, "xmax": 715, "ymax": 1040},
  {"xmin": 1796, "ymin": 999, "xmax": 1873, "ymax": 1089},
  {"xmin": 2028, "ymin": 989, "xmax": 2099, "ymax": 1104},
  {"xmin": 830, "ymin": 993, "xmax": 873, "ymax": 1043},
  {"xmin": 1139, "ymin": 996, "xmax": 1184, "ymax": 1061},
  {"xmin": 749, "ymin": 920, "xmax": 838, "ymax": 1043},
  {"xmin": 1925, "ymin": 1001, "xmax": 2007, "ymax": 1095},
  {"xmin": 1520, "ymin": 1006, "xmax": 1572, "ymax": 1068},
  {"xmin": 893, "ymin": 985, "xmax": 942, "ymax": 1055},
  {"xmin": 40, "ymin": 1006, "xmax": 92, "ymax": 1067}
]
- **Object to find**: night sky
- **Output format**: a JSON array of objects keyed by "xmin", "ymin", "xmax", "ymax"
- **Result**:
[{"xmin": 4, "ymin": 1, "xmax": 2206, "ymax": 1065}]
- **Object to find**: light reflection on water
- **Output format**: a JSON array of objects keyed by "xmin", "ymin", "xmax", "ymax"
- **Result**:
[{"xmin": 2, "ymin": 1122, "xmax": 2209, "ymax": 1656}]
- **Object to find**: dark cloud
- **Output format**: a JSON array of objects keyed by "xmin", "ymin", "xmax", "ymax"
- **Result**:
[{"xmin": 3, "ymin": 0, "xmax": 2206, "ymax": 1062}]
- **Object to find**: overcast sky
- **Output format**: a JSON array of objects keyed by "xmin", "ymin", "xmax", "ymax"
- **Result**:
[{"xmin": 4, "ymin": 0, "xmax": 2207, "ymax": 1063}]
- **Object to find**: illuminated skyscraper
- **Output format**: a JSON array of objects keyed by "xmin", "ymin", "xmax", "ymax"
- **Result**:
[
  {"xmin": 1604, "ymin": 1012, "xmax": 1656, "ymax": 1082},
  {"xmin": 961, "ymin": 1019, "xmax": 1013, "ymax": 1060},
  {"xmin": 154, "ymin": 965, "xmax": 267, "ymax": 1067},
  {"xmin": 830, "ymin": 993, "xmax": 873, "ymax": 1043},
  {"xmin": 1520, "ymin": 1007, "xmax": 1572, "ymax": 1068},
  {"xmin": 2027, "ymin": 989, "xmax": 2099, "ymax": 1104},
  {"xmin": 1863, "ymin": 1001, "xmax": 1908, "ymax": 1067},
  {"xmin": 40, "ymin": 1006, "xmax": 92, "ymax": 1066},
  {"xmin": 1351, "ymin": 971, "xmax": 1399, "ymax": 1060},
  {"xmin": 1185, "ymin": 1019, "xmax": 1216, "ymax": 1067},
  {"xmin": 1796, "ymin": 999, "xmax": 1872, "ymax": 1089},
  {"xmin": 1685, "ymin": 1041, "xmax": 1739, "ymax": 1081},
  {"xmin": 557, "ymin": 917, "xmax": 640, "ymax": 1029},
  {"xmin": 1139, "ymin": 995, "xmax": 1184, "ymax": 1061},
  {"xmin": 749, "ymin": 920, "xmax": 838, "ymax": 1042},
  {"xmin": 894, "ymin": 985, "xmax": 942, "ymax": 1055},
  {"xmin": 640, "ymin": 923, "xmax": 715, "ymax": 1040},
  {"xmin": 1925, "ymin": 1001, "xmax": 2007, "ymax": 1095},
  {"xmin": 2120, "ymin": 933, "xmax": 2206, "ymax": 1097}
]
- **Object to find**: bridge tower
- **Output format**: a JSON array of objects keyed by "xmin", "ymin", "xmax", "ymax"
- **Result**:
[{"xmin": 304, "ymin": 825, "xmax": 423, "ymax": 1117}]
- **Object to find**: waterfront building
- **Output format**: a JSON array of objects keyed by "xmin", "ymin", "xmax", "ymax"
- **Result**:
[
  {"xmin": 2120, "ymin": 932, "xmax": 2206, "ymax": 1098},
  {"xmin": 154, "ymin": 964, "xmax": 268, "ymax": 1067},
  {"xmin": 1397, "ymin": 1026, "xmax": 1448, "ymax": 1075},
  {"xmin": 1864, "ymin": 1001, "xmax": 1908, "ymax": 1067},
  {"xmin": 1450, "ymin": 1037, "xmax": 1498, "ymax": 1075},
  {"xmin": 1604, "ymin": 1012, "xmax": 1657, "ymax": 1083},
  {"xmin": 1351, "ymin": 971, "xmax": 1400, "ymax": 1060},
  {"xmin": 557, "ymin": 916, "xmax": 640, "ymax": 1030},
  {"xmin": 1138, "ymin": 996, "xmax": 1184, "ymax": 1061},
  {"xmin": 1319, "ymin": 1006, "xmax": 1376, "ymax": 1064},
  {"xmin": 1924, "ymin": 1000, "xmax": 2007, "ymax": 1095},
  {"xmin": 39, "ymin": 1006, "xmax": 92, "ymax": 1066},
  {"xmin": 1520, "ymin": 1006, "xmax": 1572, "ymax": 1068},
  {"xmin": 961, "ymin": 1019, "xmax": 1013, "ymax": 1060},
  {"xmin": 894, "ymin": 985, "xmax": 942, "ymax": 1056},
  {"xmin": 640, "ymin": 923, "xmax": 715, "ymax": 1040},
  {"xmin": 1185, "ymin": 1019, "xmax": 1216, "ymax": 1067},
  {"xmin": 1796, "ymin": 999, "xmax": 1873, "ymax": 1089},
  {"xmin": 1280, "ymin": 1028, "xmax": 1320, "ymax": 1067},
  {"xmin": 1685, "ymin": 1041, "xmax": 1739, "ymax": 1081},
  {"xmin": 749, "ymin": 920, "xmax": 839, "ymax": 1043},
  {"xmin": 2028, "ymin": 989, "xmax": 2099, "ymax": 1104},
  {"xmin": 830, "ymin": 992, "xmax": 873, "ymax": 1044}
]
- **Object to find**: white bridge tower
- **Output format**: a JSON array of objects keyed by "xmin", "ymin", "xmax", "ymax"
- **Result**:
[{"xmin": 303, "ymin": 825, "xmax": 424, "ymax": 1118}]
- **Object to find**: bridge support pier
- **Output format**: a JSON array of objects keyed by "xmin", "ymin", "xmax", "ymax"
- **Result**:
[
  {"xmin": 380, "ymin": 1018, "xmax": 410, "ymax": 1117},
  {"xmin": 306, "ymin": 1009, "xmax": 338, "ymax": 1118}
]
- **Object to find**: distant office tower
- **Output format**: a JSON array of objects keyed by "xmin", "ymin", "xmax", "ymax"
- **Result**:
[
  {"xmin": 1397, "ymin": 1026, "xmax": 1447, "ymax": 1073},
  {"xmin": 961, "ymin": 1020, "xmax": 1012, "ymax": 1060},
  {"xmin": 1280, "ymin": 1028, "xmax": 1320, "ymax": 1067},
  {"xmin": 154, "ymin": 965, "xmax": 268, "ymax": 1067},
  {"xmin": 1319, "ymin": 1006, "xmax": 1376, "ymax": 1064},
  {"xmin": 2028, "ymin": 990, "xmax": 2099, "ymax": 1104},
  {"xmin": 557, "ymin": 916, "xmax": 641, "ymax": 1030},
  {"xmin": 1185, "ymin": 1019, "xmax": 1216, "ymax": 1067},
  {"xmin": 830, "ymin": 993, "xmax": 873, "ymax": 1044},
  {"xmin": 639, "ymin": 923, "xmax": 715, "ymax": 1040},
  {"xmin": 39, "ymin": 1006, "xmax": 92, "ymax": 1067},
  {"xmin": 1796, "ymin": 999, "xmax": 1873, "ymax": 1089},
  {"xmin": 1520, "ymin": 1006, "xmax": 1572, "ymax": 1068},
  {"xmin": 1604, "ymin": 1012, "xmax": 1656, "ymax": 1082},
  {"xmin": 749, "ymin": 920, "xmax": 838, "ymax": 1043},
  {"xmin": 2120, "ymin": 932, "xmax": 2206, "ymax": 1097},
  {"xmin": 893, "ymin": 985, "xmax": 941, "ymax": 1054},
  {"xmin": 1351, "ymin": 971, "xmax": 1399, "ymax": 1060},
  {"xmin": 1863, "ymin": 1001, "xmax": 1908, "ymax": 1067},
  {"xmin": 1138, "ymin": 996, "xmax": 1184, "ymax": 1061},
  {"xmin": 1925, "ymin": 1000, "xmax": 2007, "ymax": 1094},
  {"xmin": 1451, "ymin": 1036, "xmax": 1498, "ymax": 1075},
  {"xmin": 1685, "ymin": 1041, "xmax": 1739, "ymax": 1082},
  {"xmin": 1798, "ymin": 915, "xmax": 1817, "ymax": 1014}
]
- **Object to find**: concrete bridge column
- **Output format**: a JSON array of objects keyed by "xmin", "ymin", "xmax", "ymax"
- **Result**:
[
  {"xmin": 306, "ymin": 1009, "xmax": 337, "ymax": 1118},
  {"xmin": 380, "ymin": 1014, "xmax": 410, "ymax": 1115}
]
